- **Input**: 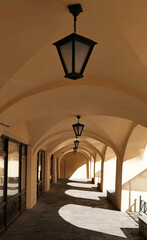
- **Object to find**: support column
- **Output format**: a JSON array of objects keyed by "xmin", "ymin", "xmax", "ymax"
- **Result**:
[
  {"xmin": 44, "ymin": 151, "xmax": 50, "ymax": 192},
  {"xmin": 93, "ymin": 155, "xmax": 96, "ymax": 184},
  {"xmin": 94, "ymin": 153, "xmax": 97, "ymax": 184},
  {"xmin": 100, "ymin": 146, "xmax": 107, "ymax": 192},
  {"xmin": 91, "ymin": 156, "xmax": 94, "ymax": 182},
  {"xmin": 87, "ymin": 159, "xmax": 89, "ymax": 178},
  {"xmin": 100, "ymin": 157, "xmax": 104, "ymax": 192},
  {"xmin": 64, "ymin": 159, "xmax": 66, "ymax": 178},
  {"xmin": 26, "ymin": 146, "xmax": 37, "ymax": 209},
  {"xmin": 115, "ymin": 156, "xmax": 123, "ymax": 210},
  {"xmin": 53, "ymin": 157, "xmax": 57, "ymax": 183},
  {"xmin": 89, "ymin": 159, "xmax": 91, "ymax": 178},
  {"xmin": 58, "ymin": 157, "xmax": 61, "ymax": 178}
]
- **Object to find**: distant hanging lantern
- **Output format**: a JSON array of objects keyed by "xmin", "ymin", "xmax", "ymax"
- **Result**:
[
  {"xmin": 74, "ymin": 140, "xmax": 79, "ymax": 149},
  {"xmin": 72, "ymin": 115, "xmax": 85, "ymax": 137},
  {"xmin": 73, "ymin": 147, "xmax": 77, "ymax": 155},
  {"xmin": 53, "ymin": 4, "xmax": 97, "ymax": 80}
]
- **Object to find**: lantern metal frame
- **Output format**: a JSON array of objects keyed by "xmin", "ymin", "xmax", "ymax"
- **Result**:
[
  {"xmin": 74, "ymin": 139, "xmax": 79, "ymax": 148},
  {"xmin": 53, "ymin": 4, "xmax": 97, "ymax": 80},
  {"xmin": 72, "ymin": 115, "xmax": 85, "ymax": 137}
]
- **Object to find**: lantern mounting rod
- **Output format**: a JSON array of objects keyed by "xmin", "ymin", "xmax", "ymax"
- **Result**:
[{"xmin": 68, "ymin": 4, "xmax": 83, "ymax": 33}]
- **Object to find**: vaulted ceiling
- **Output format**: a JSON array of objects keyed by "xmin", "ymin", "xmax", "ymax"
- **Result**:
[{"xmin": 0, "ymin": 0, "xmax": 147, "ymax": 157}]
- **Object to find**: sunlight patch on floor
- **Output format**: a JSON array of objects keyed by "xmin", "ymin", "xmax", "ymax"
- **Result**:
[
  {"xmin": 67, "ymin": 182, "xmax": 96, "ymax": 189},
  {"xmin": 68, "ymin": 178, "xmax": 91, "ymax": 182},
  {"xmin": 65, "ymin": 189, "xmax": 106, "ymax": 200},
  {"xmin": 59, "ymin": 204, "xmax": 138, "ymax": 238}
]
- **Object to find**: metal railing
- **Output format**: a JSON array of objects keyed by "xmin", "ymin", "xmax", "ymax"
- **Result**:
[{"xmin": 139, "ymin": 196, "xmax": 147, "ymax": 214}]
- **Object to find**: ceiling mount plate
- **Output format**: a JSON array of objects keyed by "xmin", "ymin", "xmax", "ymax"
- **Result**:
[
  {"xmin": 76, "ymin": 115, "xmax": 81, "ymax": 120},
  {"xmin": 68, "ymin": 4, "xmax": 83, "ymax": 17}
]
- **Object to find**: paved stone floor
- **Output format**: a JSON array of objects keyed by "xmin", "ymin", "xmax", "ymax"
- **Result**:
[{"xmin": 0, "ymin": 179, "xmax": 145, "ymax": 240}]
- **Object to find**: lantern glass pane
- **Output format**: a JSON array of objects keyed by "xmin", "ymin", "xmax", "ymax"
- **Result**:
[
  {"xmin": 74, "ymin": 140, "xmax": 79, "ymax": 148},
  {"xmin": 73, "ymin": 123, "xmax": 84, "ymax": 137},
  {"xmin": 60, "ymin": 41, "xmax": 72, "ymax": 73},
  {"xmin": 75, "ymin": 40, "xmax": 90, "ymax": 73},
  {"xmin": 73, "ymin": 124, "xmax": 79, "ymax": 136},
  {"xmin": 79, "ymin": 125, "xmax": 83, "ymax": 135}
]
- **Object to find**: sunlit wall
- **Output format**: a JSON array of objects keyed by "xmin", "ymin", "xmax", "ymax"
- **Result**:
[
  {"xmin": 103, "ymin": 147, "xmax": 116, "ymax": 192},
  {"xmin": 60, "ymin": 152, "xmax": 88, "ymax": 179},
  {"xmin": 121, "ymin": 125, "xmax": 147, "ymax": 212}
]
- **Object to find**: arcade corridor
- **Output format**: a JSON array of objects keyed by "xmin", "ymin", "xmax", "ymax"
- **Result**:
[
  {"xmin": 0, "ymin": 0, "xmax": 147, "ymax": 239},
  {"xmin": 0, "ymin": 179, "xmax": 145, "ymax": 240}
]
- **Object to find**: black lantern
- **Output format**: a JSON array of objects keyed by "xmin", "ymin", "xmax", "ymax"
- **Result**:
[
  {"xmin": 72, "ymin": 115, "xmax": 84, "ymax": 137},
  {"xmin": 53, "ymin": 4, "xmax": 97, "ymax": 80},
  {"xmin": 74, "ymin": 140, "xmax": 79, "ymax": 148}
]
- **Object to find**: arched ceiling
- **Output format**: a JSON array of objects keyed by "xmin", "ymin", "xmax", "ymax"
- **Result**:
[
  {"xmin": 31, "ymin": 115, "xmax": 132, "ymax": 156},
  {"xmin": 0, "ymin": 0, "xmax": 147, "ymax": 158},
  {"xmin": 55, "ymin": 144, "xmax": 94, "ymax": 160},
  {"xmin": 61, "ymin": 149, "xmax": 91, "ymax": 160}
]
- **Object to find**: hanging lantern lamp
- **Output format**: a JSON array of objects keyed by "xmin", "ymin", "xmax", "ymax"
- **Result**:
[
  {"xmin": 74, "ymin": 140, "xmax": 79, "ymax": 148},
  {"xmin": 73, "ymin": 147, "xmax": 77, "ymax": 155},
  {"xmin": 53, "ymin": 4, "xmax": 97, "ymax": 80},
  {"xmin": 72, "ymin": 115, "xmax": 85, "ymax": 137}
]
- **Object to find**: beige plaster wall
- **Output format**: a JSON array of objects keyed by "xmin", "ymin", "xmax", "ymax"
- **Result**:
[
  {"xmin": 60, "ymin": 152, "xmax": 88, "ymax": 179},
  {"xmin": 4, "ymin": 123, "xmax": 29, "ymax": 144},
  {"xmin": 121, "ymin": 125, "xmax": 147, "ymax": 212},
  {"xmin": 103, "ymin": 147, "xmax": 117, "ymax": 192}
]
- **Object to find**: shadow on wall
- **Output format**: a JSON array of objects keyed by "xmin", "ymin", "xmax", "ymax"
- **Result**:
[
  {"xmin": 122, "ymin": 126, "xmax": 147, "ymax": 212},
  {"xmin": 95, "ymin": 170, "xmax": 101, "ymax": 183},
  {"xmin": 123, "ymin": 146, "xmax": 146, "ymax": 162},
  {"xmin": 122, "ymin": 169, "xmax": 147, "ymax": 192},
  {"xmin": 123, "ymin": 126, "xmax": 147, "ymax": 163},
  {"xmin": 122, "ymin": 169, "xmax": 147, "ymax": 212},
  {"xmin": 95, "ymin": 170, "xmax": 101, "ymax": 178},
  {"xmin": 60, "ymin": 152, "xmax": 88, "ymax": 179}
]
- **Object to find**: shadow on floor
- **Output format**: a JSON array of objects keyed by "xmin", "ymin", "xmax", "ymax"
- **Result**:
[{"xmin": 0, "ymin": 179, "xmax": 145, "ymax": 240}]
